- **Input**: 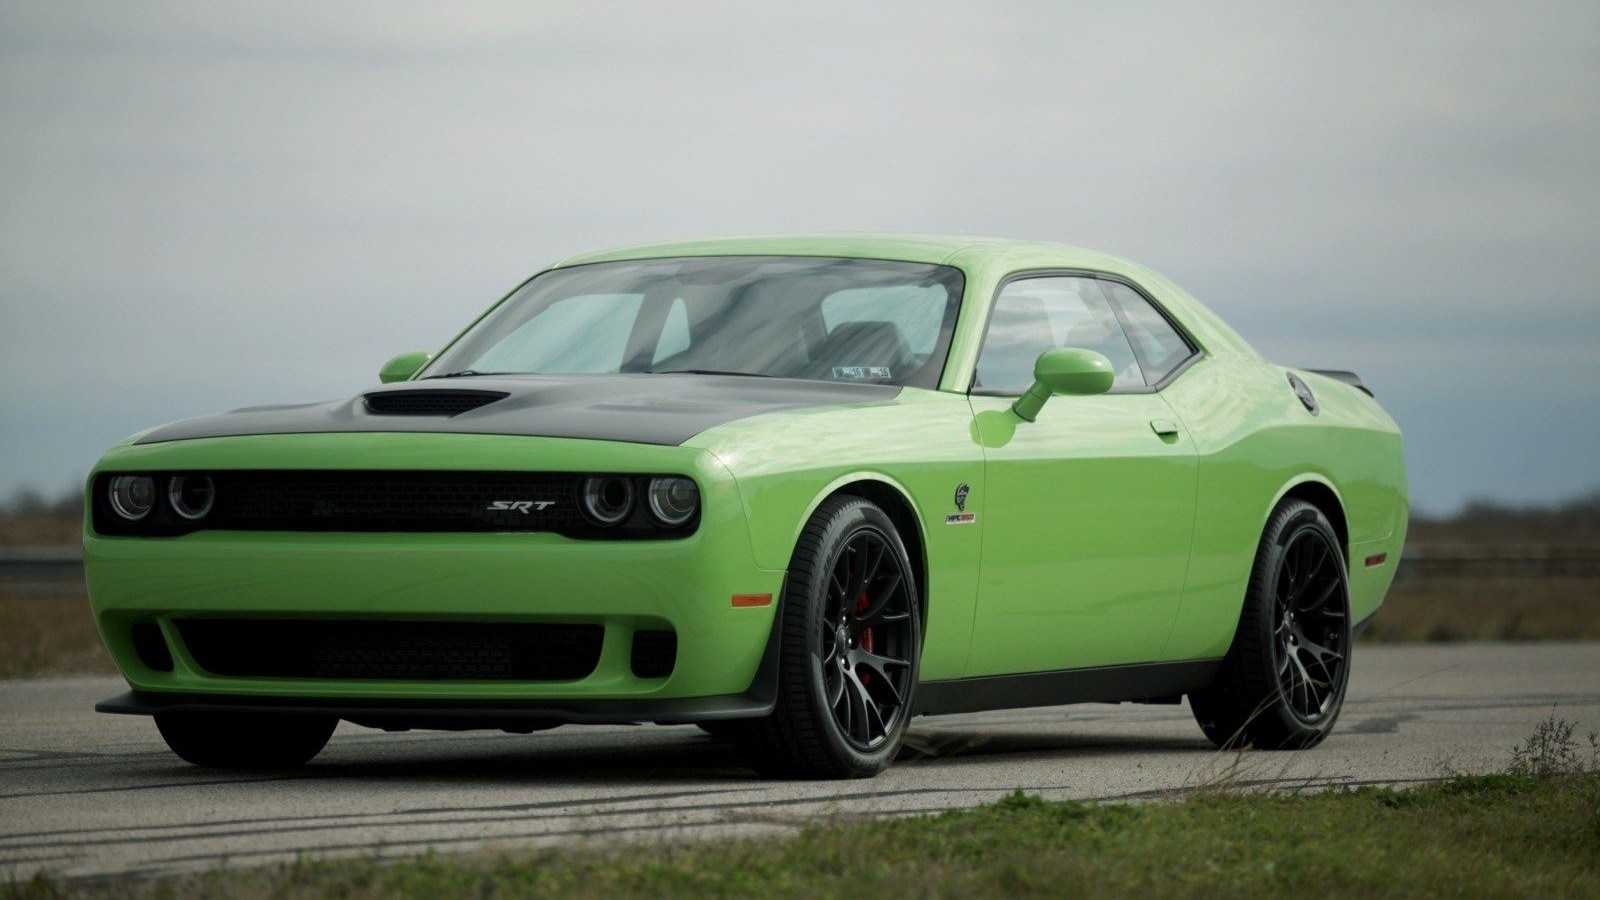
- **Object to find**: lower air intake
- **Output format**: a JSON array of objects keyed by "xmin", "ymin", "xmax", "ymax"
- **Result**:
[
  {"xmin": 630, "ymin": 629, "xmax": 677, "ymax": 679},
  {"xmin": 175, "ymin": 619, "xmax": 603, "ymax": 682},
  {"xmin": 130, "ymin": 622, "xmax": 174, "ymax": 673}
]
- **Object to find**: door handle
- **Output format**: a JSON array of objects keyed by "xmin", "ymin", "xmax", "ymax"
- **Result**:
[{"xmin": 1150, "ymin": 419, "xmax": 1180, "ymax": 437}]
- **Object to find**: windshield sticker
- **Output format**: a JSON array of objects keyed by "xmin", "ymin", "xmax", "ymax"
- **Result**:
[{"xmin": 832, "ymin": 366, "xmax": 892, "ymax": 381}]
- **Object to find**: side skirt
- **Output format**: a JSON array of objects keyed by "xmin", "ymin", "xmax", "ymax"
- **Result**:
[{"xmin": 912, "ymin": 659, "xmax": 1222, "ymax": 717}]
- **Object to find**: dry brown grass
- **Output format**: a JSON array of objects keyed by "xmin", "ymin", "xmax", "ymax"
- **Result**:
[
  {"xmin": 0, "ymin": 515, "xmax": 80, "ymax": 547},
  {"xmin": 1363, "ymin": 575, "xmax": 1600, "ymax": 642},
  {"xmin": 0, "ymin": 587, "xmax": 114, "ymax": 677}
]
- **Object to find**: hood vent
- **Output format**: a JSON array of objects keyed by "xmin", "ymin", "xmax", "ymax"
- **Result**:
[{"xmin": 364, "ymin": 389, "xmax": 509, "ymax": 417}]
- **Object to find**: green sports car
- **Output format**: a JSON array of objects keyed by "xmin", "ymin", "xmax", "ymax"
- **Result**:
[{"xmin": 86, "ymin": 235, "xmax": 1407, "ymax": 778}]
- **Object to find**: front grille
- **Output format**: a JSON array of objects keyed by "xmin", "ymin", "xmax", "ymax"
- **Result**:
[
  {"xmin": 364, "ymin": 390, "xmax": 509, "ymax": 417},
  {"xmin": 630, "ymin": 629, "xmax": 677, "ymax": 679},
  {"xmin": 90, "ymin": 471, "xmax": 698, "ymax": 538},
  {"xmin": 176, "ymin": 619, "xmax": 604, "ymax": 681},
  {"xmin": 206, "ymin": 471, "xmax": 582, "ymax": 532}
]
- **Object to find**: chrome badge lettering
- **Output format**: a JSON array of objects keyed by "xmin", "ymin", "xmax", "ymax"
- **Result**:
[{"xmin": 487, "ymin": 500, "xmax": 555, "ymax": 513}]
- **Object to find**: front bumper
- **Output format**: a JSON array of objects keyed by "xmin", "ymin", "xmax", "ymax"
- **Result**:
[
  {"xmin": 96, "ymin": 619, "xmax": 782, "ymax": 727},
  {"xmin": 85, "ymin": 434, "xmax": 785, "ymax": 713}
]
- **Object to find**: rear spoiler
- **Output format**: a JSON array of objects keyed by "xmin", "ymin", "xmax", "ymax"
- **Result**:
[{"xmin": 1305, "ymin": 369, "xmax": 1374, "ymax": 397}]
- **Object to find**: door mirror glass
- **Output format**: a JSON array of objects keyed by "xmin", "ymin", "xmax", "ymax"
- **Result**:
[
  {"xmin": 1012, "ymin": 348, "xmax": 1113, "ymax": 421},
  {"xmin": 379, "ymin": 350, "xmax": 433, "ymax": 383}
]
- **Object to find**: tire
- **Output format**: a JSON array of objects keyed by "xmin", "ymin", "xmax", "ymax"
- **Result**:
[
  {"xmin": 737, "ymin": 495, "xmax": 922, "ymax": 778},
  {"xmin": 1189, "ymin": 499, "xmax": 1352, "ymax": 750},
  {"xmin": 155, "ymin": 712, "xmax": 337, "ymax": 769}
]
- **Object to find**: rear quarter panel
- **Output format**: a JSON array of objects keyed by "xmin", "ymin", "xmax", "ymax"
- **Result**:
[{"xmin": 1157, "ymin": 357, "xmax": 1407, "ymax": 660}]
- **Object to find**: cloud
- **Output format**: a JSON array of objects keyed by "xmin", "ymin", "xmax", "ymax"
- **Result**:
[{"xmin": 2, "ymin": 0, "xmax": 1596, "ymax": 510}]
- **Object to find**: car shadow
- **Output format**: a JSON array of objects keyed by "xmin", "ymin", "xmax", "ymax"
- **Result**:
[{"xmin": 228, "ymin": 722, "xmax": 1224, "ymax": 788}]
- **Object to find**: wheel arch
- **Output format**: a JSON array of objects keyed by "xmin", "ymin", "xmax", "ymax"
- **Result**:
[
  {"xmin": 798, "ymin": 475, "xmax": 930, "ymax": 631},
  {"xmin": 1270, "ymin": 476, "xmax": 1350, "ymax": 557}
]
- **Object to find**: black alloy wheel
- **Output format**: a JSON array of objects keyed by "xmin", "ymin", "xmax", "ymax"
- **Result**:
[
  {"xmin": 738, "ymin": 495, "xmax": 921, "ymax": 778},
  {"xmin": 1272, "ymin": 527, "xmax": 1348, "ymax": 724},
  {"xmin": 1189, "ymin": 498, "xmax": 1352, "ymax": 749},
  {"xmin": 819, "ymin": 528, "xmax": 916, "ymax": 750}
]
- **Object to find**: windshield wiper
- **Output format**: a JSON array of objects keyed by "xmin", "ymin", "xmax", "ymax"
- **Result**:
[{"xmin": 649, "ymin": 368, "xmax": 779, "ymax": 378}]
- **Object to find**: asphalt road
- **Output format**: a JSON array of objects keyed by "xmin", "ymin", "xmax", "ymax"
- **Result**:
[{"xmin": 3, "ymin": 642, "xmax": 1597, "ymax": 882}]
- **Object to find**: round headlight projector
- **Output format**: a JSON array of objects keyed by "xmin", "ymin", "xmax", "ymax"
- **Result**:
[
  {"xmin": 647, "ymin": 477, "xmax": 699, "ymax": 527},
  {"xmin": 107, "ymin": 475, "xmax": 156, "ymax": 522},
  {"xmin": 581, "ymin": 476, "xmax": 635, "ymax": 525},
  {"xmin": 167, "ymin": 475, "xmax": 216, "ymax": 521}
]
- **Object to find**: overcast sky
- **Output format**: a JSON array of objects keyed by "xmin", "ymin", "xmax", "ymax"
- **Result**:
[{"xmin": 2, "ymin": 1, "xmax": 1596, "ymax": 514}]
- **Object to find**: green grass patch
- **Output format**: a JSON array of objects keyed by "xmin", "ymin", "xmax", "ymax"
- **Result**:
[{"xmin": 8, "ymin": 773, "xmax": 1598, "ymax": 899}]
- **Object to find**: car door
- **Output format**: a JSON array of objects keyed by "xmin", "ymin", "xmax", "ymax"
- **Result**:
[{"xmin": 964, "ymin": 274, "xmax": 1198, "ymax": 676}]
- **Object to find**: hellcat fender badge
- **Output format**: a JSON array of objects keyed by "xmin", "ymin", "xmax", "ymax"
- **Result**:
[{"xmin": 947, "ymin": 482, "xmax": 974, "ymax": 524}]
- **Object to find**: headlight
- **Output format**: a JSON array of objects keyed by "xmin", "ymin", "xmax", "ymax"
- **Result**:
[
  {"xmin": 646, "ymin": 477, "xmax": 699, "ymax": 527},
  {"xmin": 581, "ymin": 476, "xmax": 634, "ymax": 525},
  {"xmin": 167, "ymin": 475, "xmax": 215, "ymax": 521},
  {"xmin": 107, "ymin": 475, "xmax": 156, "ymax": 521}
]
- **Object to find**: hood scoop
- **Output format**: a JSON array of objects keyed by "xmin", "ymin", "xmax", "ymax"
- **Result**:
[{"xmin": 363, "ymin": 389, "xmax": 510, "ymax": 417}]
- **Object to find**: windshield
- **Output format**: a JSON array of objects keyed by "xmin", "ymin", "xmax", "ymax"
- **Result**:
[{"xmin": 422, "ymin": 256, "xmax": 965, "ymax": 389}]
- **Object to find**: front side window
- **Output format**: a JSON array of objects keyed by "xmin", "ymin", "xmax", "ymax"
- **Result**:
[
  {"xmin": 424, "ymin": 257, "xmax": 965, "ymax": 389},
  {"xmin": 973, "ymin": 276, "xmax": 1144, "ymax": 394}
]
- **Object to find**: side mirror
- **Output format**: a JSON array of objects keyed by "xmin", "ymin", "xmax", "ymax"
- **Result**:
[
  {"xmin": 379, "ymin": 350, "xmax": 433, "ymax": 384},
  {"xmin": 1011, "ymin": 348, "xmax": 1114, "ymax": 421}
]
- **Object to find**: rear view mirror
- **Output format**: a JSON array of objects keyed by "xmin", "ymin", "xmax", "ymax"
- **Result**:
[
  {"xmin": 379, "ymin": 350, "xmax": 433, "ymax": 384},
  {"xmin": 1012, "ymin": 348, "xmax": 1114, "ymax": 421}
]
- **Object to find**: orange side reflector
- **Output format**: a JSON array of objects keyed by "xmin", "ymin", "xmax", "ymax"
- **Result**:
[
  {"xmin": 731, "ymin": 593, "xmax": 773, "ymax": 608},
  {"xmin": 1365, "ymin": 553, "xmax": 1388, "ymax": 568}
]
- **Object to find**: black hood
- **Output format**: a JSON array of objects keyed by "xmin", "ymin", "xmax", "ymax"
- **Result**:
[{"xmin": 134, "ymin": 374, "xmax": 902, "ymax": 447}]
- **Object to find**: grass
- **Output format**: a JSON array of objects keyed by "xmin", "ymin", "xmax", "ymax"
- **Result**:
[
  {"xmin": 0, "ymin": 515, "xmax": 79, "ymax": 548},
  {"xmin": 1364, "ymin": 575, "xmax": 1600, "ymax": 642},
  {"xmin": 0, "ymin": 588, "xmax": 114, "ymax": 678},
  {"xmin": 5, "ymin": 772, "xmax": 1597, "ymax": 898}
]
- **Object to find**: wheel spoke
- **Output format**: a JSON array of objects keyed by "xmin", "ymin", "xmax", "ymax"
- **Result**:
[
  {"xmin": 829, "ymin": 557, "xmax": 849, "ymax": 603},
  {"xmin": 1291, "ymin": 653, "xmax": 1319, "ymax": 714},
  {"xmin": 1292, "ymin": 552, "xmax": 1326, "ymax": 605},
  {"xmin": 844, "ymin": 672, "xmax": 874, "ymax": 744},
  {"xmin": 852, "ymin": 672, "xmax": 888, "ymax": 742},
  {"xmin": 843, "ymin": 541, "xmax": 870, "ymax": 604},
  {"xmin": 1299, "ymin": 635, "xmax": 1343, "ymax": 663},
  {"xmin": 861, "ymin": 539, "xmax": 885, "ymax": 587},
  {"xmin": 852, "ymin": 650, "xmax": 909, "ymax": 706},
  {"xmin": 837, "ymin": 673, "xmax": 856, "ymax": 732},
  {"xmin": 1301, "ymin": 576, "xmax": 1338, "ymax": 612},
  {"xmin": 1283, "ymin": 653, "xmax": 1302, "ymax": 712},
  {"xmin": 826, "ymin": 668, "xmax": 844, "ymax": 709},
  {"xmin": 856, "ymin": 572, "xmax": 904, "ymax": 626}
]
